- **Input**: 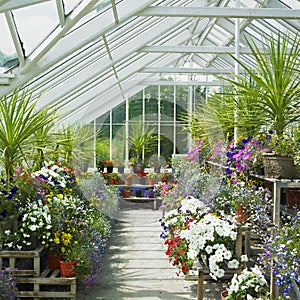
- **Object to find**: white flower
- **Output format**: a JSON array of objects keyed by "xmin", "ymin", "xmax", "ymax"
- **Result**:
[
  {"xmin": 228, "ymin": 259, "xmax": 239, "ymax": 269},
  {"xmin": 241, "ymin": 254, "xmax": 248, "ymax": 262}
]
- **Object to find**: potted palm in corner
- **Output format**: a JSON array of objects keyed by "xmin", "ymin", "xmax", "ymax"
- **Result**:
[{"xmin": 221, "ymin": 33, "xmax": 300, "ymax": 178}]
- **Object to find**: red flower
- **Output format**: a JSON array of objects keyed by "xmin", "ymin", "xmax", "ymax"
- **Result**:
[{"xmin": 182, "ymin": 265, "xmax": 188, "ymax": 274}]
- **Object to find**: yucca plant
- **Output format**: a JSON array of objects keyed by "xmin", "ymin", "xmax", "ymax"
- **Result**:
[
  {"xmin": 0, "ymin": 89, "xmax": 56, "ymax": 188},
  {"xmin": 222, "ymin": 33, "xmax": 300, "ymax": 139}
]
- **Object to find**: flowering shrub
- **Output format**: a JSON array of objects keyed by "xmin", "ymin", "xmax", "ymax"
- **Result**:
[
  {"xmin": 160, "ymin": 196, "xmax": 209, "ymax": 275},
  {"xmin": 0, "ymin": 265, "xmax": 18, "ymax": 299},
  {"xmin": 259, "ymin": 212, "xmax": 300, "ymax": 295},
  {"xmin": 225, "ymin": 137, "xmax": 265, "ymax": 183},
  {"xmin": 226, "ymin": 265, "xmax": 269, "ymax": 300},
  {"xmin": 160, "ymin": 196, "xmax": 245, "ymax": 279},
  {"xmin": 180, "ymin": 213, "xmax": 241, "ymax": 280}
]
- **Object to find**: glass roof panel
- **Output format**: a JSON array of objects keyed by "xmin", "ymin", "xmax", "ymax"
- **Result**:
[
  {"xmin": 12, "ymin": 1, "xmax": 59, "ymax": 56},
  {"xmin": 0, "ymin": 14, "xmax": 15, "ymax": 56}
]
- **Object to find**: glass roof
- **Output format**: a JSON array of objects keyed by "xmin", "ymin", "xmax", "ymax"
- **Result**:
[{"xmin": 0, "ymin": 0, "xmax": 299, "ymax": 125}]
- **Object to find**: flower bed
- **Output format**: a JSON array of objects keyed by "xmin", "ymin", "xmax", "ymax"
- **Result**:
[{"xmin": 0, "ymin": 163, "xmax": 119, "ymax": 287}]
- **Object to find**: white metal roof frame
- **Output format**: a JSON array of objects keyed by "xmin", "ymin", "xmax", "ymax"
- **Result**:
[{"xmin": 0, "ymin": 0, "xmax": 299, "ymax": 125}]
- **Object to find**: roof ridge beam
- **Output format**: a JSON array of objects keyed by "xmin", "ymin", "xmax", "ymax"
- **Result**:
[
  {"xmin": 142, "ymin": 67, "xmax": 238, "ymax": 74},
  {"xmin": 142, "ymin": 45, "xmax": 261, "ymax": 54},
  {"xmin": 138, "ymin": 7, "xmax": 300, "ymax": 19}
]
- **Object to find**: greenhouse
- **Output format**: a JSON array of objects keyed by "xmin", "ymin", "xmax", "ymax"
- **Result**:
[{"xmin": 0, "ymin": 0, "xmax": 300, "ymax": 299}]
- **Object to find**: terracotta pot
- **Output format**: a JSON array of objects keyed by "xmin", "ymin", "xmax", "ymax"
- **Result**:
[
  {"xmin": 48, "ymin": 253, "xmax": 64, "ymax": 270},
  {"xmin": 125, "ymin": 178, "xmax": 132, "ymax": 186},
  {"xmin": 286, "ymin": 189, "xmax": 300, "ymax": 209},
  {"xmin": 221, "ymin": 290, "xmax": 228, "ymax": 300},
  {"xmin": 122, "ymin": 189, "xmax": 131, "ymax": 198},
  {"xmin": 148, "ymin": 179, "xmax": 156, "ymax": 185},
  {"xmin": 236, "ymin": 205, "xmax": 247, "ymax": 222},
  {"xmin": 59, "ymin": 260, "xmax": 77, "ymax": 277},
  {"xmin": 112, "ymin": 178, "xmax": 119, "ymax": 185}
]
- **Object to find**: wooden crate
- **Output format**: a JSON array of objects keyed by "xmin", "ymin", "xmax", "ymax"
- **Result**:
[
  {"xmin": 16, "ymin": 267, "xmax": 76, "ymax": 299},
  {"xmin": 0, "ymin": 247, "xmax": 44, "ymax": 277},
  {"xmin": 0, "ymin": 248, "xmax": 76, "ymax": 299}
]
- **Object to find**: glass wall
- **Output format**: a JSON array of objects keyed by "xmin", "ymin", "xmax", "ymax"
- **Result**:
[{"xmin": 95, "ymin": 84, "xmax": 205, "ymax": 167}]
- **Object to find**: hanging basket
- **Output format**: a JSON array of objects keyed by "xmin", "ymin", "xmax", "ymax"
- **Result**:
[{"xmin": 262, "ymin": 153, "xmax": 296, "ymax": 179}]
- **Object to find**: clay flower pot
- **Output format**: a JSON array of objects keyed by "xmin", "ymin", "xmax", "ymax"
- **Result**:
[
  {"xmin": 59, "ymin": 260, "xmax": 77, "ymax": 277},
  {"xmin": 221, "ymin": 290, "xmax": 228, "ymax": 300},
  {"xmin": 48, "ymin": 253, "xmax": 65, "ymax": 270}
]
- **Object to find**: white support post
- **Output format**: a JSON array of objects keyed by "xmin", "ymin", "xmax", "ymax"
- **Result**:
[
  {"xmin": 93, "ymin": 119, "xmax": 97, "ymax": 169},
  {"xmin": 110, "ymin": 109, "xmax": 113, "ymax": 160},
  {"xmin": 142, "ymin": 89, "xmax": 145, "ymax": 161},
  {"xmin": 173, "ymin": 85, "xmax": 177, "ymax": 155},
  {"xmin": 158, "ymin": 85, "xmax": 161, "ymax": 158},
  {"xmin": 125, "ymin": 97, "xmax": 129, "ymax": 164},
  {"xmin": 234, "ymin": 0, "xmax": 240, "ymax": 144}
]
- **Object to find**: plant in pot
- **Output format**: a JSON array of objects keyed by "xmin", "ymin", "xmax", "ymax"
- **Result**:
[
  {"xmin": 220, "ymin": 33, "xmax": 300, "ymax": 178},
  {"xmin": 128, "ymin": 118, "xmax": 157, "ymax": 172},
  {"xmin": 125, "ymin": 173, "xmax": 133, "ymax": 186},
  {"xmin": 221, "ymin": 265, "xmax": 269, "ymax": 300},
  {"xmin": 146, "ymin": 172, "xmax": 157, "ymax": 185},
  {"xmin": 110, "ymin": 172, "xmax": 120, "ymax": 185},
  {"xmin": 136, "ymin": 170, "xmax": 147, "ymax": 185},
  {"xmin": 261, "ymin": 130, "xmax": 296, "ymax": 179}
]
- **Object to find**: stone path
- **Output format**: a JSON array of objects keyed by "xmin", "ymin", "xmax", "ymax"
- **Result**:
[{"xmin": 77, "ymin": 199, "xmax": 226, "ymax": 300}]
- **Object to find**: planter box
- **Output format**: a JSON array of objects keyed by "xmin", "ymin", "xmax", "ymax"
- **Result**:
[{"xmin": 262, "ymin": 153, "xmax": 296, "ymax": 179}]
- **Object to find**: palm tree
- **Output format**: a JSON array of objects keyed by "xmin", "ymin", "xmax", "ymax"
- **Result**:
[
  {"xmin": 0, "ymin": 89, "xmax": 56, "ymax": 188},
  {"xmin": 128, "ymin": 119, "xmax": 157, "ymax": 162},
  {"xmin": 221, "ymin": 33, "xmax": 300, "ymax": 139}
]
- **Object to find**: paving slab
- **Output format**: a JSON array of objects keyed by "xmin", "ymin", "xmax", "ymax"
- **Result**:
[{"xmin": 77, "ymin": 200, "xmax": 227, "ymax": 300}]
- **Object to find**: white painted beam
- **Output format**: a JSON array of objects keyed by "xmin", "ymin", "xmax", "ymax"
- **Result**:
[
  {"xmin": 4, "ymin": 11, "xmax": 25, "ymax": 67},
  {"xmin": 142, "ymin": 67, "xmax": 235, "ymax": 74},
  {"xmin": 0, "ymin": 0, "xmax": 51, "ymax": 12},
  {"xmin": 141, "ymin": 45, "xmax": 260, "ymax": 54},
  {"xmin": 141, "ymin": 79, "xmax": 226, "ymax": 86},
  {"xmin": 139, "ymin": 7, "xmax": 300, "ymax": 19},
  {"xmin": 55, "ymin": 0, "xmax": 66, "ymax": 27},
  {"xmin": 0, "ymin": 74, "xmax": 15, "ymax": 85}
]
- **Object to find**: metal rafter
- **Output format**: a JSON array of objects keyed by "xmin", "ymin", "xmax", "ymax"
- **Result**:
[
  {"xmin": 55, "ymin": 0, "xmax": 66, "ymax": 27},
  {"xmin": 0, "ymin": 0, "xmax": 51, "ymax": 12},
  {"xmin": 4, "ymin": 11, "xmax": 25, "ymax": 67},
  {"xmin": 138, "ymin": 6, "xmax": 300, "ymax": 19}
]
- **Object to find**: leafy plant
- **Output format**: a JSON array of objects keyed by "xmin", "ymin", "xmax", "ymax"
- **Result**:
[
  {"xmin": 0, "ymin": 89, "xmax": 56, "ymax": 188},
  {"xmin": 128, "ymin": 118, "xmax": 157, "ymax": 161},
  {"xmin": 226, "ymin": 265, "xmax": 269, "ymax": 300},
  {"xmin": 221, "ymin": 33, "xmax": 300, "ymax": 139}
]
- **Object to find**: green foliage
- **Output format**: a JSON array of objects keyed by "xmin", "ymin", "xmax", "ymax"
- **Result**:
[
  {"xmin": 0, "ymin": 89, "xmax": 56, "ymax": 187},
  {"xmin": 222, "ymin": 33, "xmax": 300, "ymax": 138},
  {"xmin": 128, "ymin": 118, "xmax": 157, "ymax": 161}
]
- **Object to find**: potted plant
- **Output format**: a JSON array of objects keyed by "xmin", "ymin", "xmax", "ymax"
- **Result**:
[
  {"xmin": 136, "ymin": 170, "xmax": 147, "ymax": 185},
  {"xmin": 125, "ymin": 173, "xmax": 133, "ymax": 186},
  {"xmin": 146, "ymin": 172, "xmax": 157, "ymax": 185},
  {"xmin": 128, "ymin": 118, "xmax": 157, "ymax": 171},
  {"xmin": 222, "ymin": 265, "xmax": 269, "ymax": 300},
  {"xmin": 110, "ymin": 172, "xmax": 120, "ymax": 185},
  {"xmin": 261, "ymin": 130, "xmax": 296, "ymax": 179},
  {"xmin": 105, "ymin": 160, "xmax": 114, "ymax": 173},
  {"xmin": 221, "ymin": 34, "xmax": 300, "ymax": 178}
]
